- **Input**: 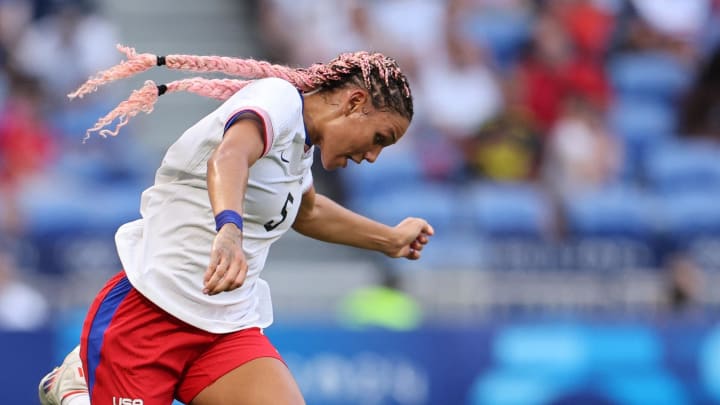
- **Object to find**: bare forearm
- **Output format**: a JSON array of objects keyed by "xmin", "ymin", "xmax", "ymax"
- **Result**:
[
  {"xmin": 207, "ymin": 119, "xmax": 263, "ymax": 216},
  {"xmin": 292, "ymin": 193, "xmax": 398, "ymax": 253},
  {"xmin": 207, "ymin": 152, "xmax": 250, "ymax": 215}
]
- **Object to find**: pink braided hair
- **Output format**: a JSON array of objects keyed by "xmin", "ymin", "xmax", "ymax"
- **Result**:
[
  {"xmin": 72, "ymin": 45, "xmax": 413, "ymax": 139},
  {"xmin": 68, "ymin": 44, "xmax": 317, "ymax": 98},
  {"xmin": 84, "ymin": 78, "xmax": 251, "ymax": 139}
]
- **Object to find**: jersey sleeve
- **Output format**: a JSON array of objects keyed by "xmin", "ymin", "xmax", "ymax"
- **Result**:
[
  {"xmin": 218, "ymin": 78, "xmax": 303, "ymax": 157},
  {"xmin": 301, "ymin": 165, "xmax": 314, "ymax": 194}
]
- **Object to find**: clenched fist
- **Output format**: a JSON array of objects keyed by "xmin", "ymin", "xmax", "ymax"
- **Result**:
[{"xmin": 385, "ymin": 217, "xmax": 434, "ymax": 260}]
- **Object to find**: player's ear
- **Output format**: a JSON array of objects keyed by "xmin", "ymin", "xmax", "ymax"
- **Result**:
[{"xmin": 346, "ymin": 88, "xmax": 369, "ymax": 116}]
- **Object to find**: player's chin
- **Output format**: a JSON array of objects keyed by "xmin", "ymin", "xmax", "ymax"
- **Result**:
[{"xmin": 322, "ymin": 156, "xmax": 347, "ymax": 171}]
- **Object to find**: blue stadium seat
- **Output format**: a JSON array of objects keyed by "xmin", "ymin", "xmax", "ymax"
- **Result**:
[
  {"xmin": 349, "ymin": 183, "xmax": 459, "ymax": 234},
  {"xmin": 352, "ymin": 184, "xmax": 483, "ymax": 270},
  {"xmin": 385, "ymin": 231, "xmax": 485, "ymax": 271},
  {"xmin": 463, "ymin": 9, "xmax": 531, "ymax": 68},
  {"xmin": 17, "ymin": 177, "xmax": 97, "ymax": 234},
  {"xmin": 687, "ymin": 237, "xmax": 720, "ymax": 271},
  {"xmin": 608, "ymin": 98, "xmax": 676, "ymax": 143},
  {"xmin": 339, "ymin": 144, "xmax": 425, "ymax": 201},
  {"xmin": 464, "ymin": 183, "xmax": 552, "ymax": 238},
  {"xmin": 644, "ymin": 140, "xmax": 720, "ymax": 194},
  {"xmin": 18, "ymin": 178, "xmax": 141, "ymax": 235},
  {"xmin": 17, "ymin": 177, "xmax": 138, "ymax": 274},
  {"xmin": 608, "ymin": 52, "xmax": 690, "ymax": 102},
  {"xmin": 608, "ymin": 97, "xmax": 676, "ymax": 178},
  {"xmin": 658, "ymin": 190, "xmax": 720, "ymax": 240},
  {"xmin": 563, "ymin": 185, "xmax": 658, "ymax": 240}
]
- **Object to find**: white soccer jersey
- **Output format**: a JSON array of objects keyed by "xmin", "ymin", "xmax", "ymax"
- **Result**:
[{"xmin": 115, "ymin": 78, "xmax": 314, "ymax": 333}]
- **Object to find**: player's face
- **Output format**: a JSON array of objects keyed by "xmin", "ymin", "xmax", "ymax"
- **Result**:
[{"xmin": 318, "ymin": 105, "xmax": 410, "ymax": 171}]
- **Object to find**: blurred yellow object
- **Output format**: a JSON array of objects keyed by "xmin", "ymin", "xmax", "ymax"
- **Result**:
[
  {"xmin": 338, "ymin": 285, "xmax": 422, "ymax": 331},
  {"xmin": 474, "ymin": 142, "xmax": 534, "ymax": 181}
]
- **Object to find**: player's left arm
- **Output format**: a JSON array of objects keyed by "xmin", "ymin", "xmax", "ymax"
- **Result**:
[{"xmin": 292, "ymin": 185, "xmax": 433, "ymax": 260}]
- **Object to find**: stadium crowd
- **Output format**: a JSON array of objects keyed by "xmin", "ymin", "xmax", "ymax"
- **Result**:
[
  {"xmin": 1, "ymin": 1, "xmax": 720, "ymax": 404},
  {"xmin": 0, "ymin": 0, "xmax": 720, "ymax": 331},
  {"xmin": 256, "ymin": 0, "xmax": 720, "ymax": 285}
]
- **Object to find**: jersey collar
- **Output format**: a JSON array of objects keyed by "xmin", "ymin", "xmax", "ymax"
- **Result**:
[{"xmin": 299, "ymin": 90, "xmax": 313, "ymax": 148}]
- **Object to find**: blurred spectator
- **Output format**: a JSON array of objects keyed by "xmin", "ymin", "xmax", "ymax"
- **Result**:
[
  {"xmin": 612, "ymin": 0, "xmax": 703, "ymax": 63},
  {"xmin": 254, "ymin": 0, "xmax": 294, "ymax": 63},
  {"xmin": 463, "ymin": 97, "xmax": 542, "ymax": 182},
  {"xmin": 4, "ymin": 0, "xmax": 720, "ymax": 322},
  {"xmin": 449, "ymin": 0, "xmax": 532, "ymax": 72},
  {"xmin": 704, "ymin": 0, "xmax": 720, "ymax": 54},
  {"xmin": 370, "ymin": 0, "xmax": 445, "ymax": 63},
  {"xmin": 678, "ymin": 44, "xmax": 720, "ymax": 140},
  {"xmin": 514, "ymin": 9, "xmax": 572, "ymax": 130},
  {"xmin": 478, "ymin": 0, "xmax": 615, "ymax": 185},
  {"xmin": 541, "ymin": 94, "xmax": 623, "ymax": 238},
  {"xmin": 0, "ymin": 244, "xmax": 49, "ymax": 331},
  {"xmin": 257, "ymin": 0, "xmax": 358, "ymax": 65},
  {"xmin": 11, "ymin": 0, "xmax": 140, "ymax": 177},
  {"xmin": 541, "ymin": 94, "xmax": 623, "ymax": 197},
  {"xmin": 663, "ymin": 252, "xmax": 704, "ymax": 312},
  {"xmin": 0, "ymin": 0, "xmax": 33, "ymax": 67},
  {"xmin": 630, "ymin": 0, "xmax": 710, "ymax": 46},
  {"xmin": 258, "ymin": 0, "xmax": 431, "ymax": 78},
  {"xmin": 0, "ymin": 70, "xmax": 57, "ymax": 185},
  {"xmin": 513, "ymin": 7, "xmax": 611, "ymax": 132},
  {"xmin": 11, "ymin": 0, "xmax": 119, "ymax": 109},
  {"xmin": 552, "ymin": 0, "xmax": 615, "ymax": 111},
  {"xmin": 257, "ymin": 0, "xmax": 417, "ymax": 200},
  {"xmin": 415, "ymin": 9, "xmax": 503, "ymax": 140},
  {"xmin": 0, "ymin": 69, "xmax": 57, "ymax": 234},
  {"xmin": 553, "ymin": 0, "xmax": 616, "ymax": 57}
]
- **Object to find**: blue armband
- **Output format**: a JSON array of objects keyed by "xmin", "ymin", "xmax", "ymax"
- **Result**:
[{"xmin": 215, "ymin": 210, "xmax": 243, "ymax": 231}]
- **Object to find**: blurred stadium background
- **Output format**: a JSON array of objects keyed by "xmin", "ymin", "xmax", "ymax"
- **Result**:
[{"xmin": 2, "ymin": 0, "xmax": 720, "ymax": 403}]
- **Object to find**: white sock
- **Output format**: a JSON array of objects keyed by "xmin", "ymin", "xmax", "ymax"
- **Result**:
[{"xmin": 63, "ymin": 395, "xmax": 91, "ymax": 405}]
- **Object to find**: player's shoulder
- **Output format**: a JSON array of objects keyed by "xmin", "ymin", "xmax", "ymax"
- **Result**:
[
  {"xmin": 247, "ymin": 77, "xmax": 299, "ymax": 97},
  {"xmin": 228, "ymin": 77, "xmax": 302, "ymax": 113}
]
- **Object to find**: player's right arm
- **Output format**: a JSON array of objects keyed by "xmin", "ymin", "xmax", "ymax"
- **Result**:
[
  {"xmin": 204, "ymin": 116, "xmax": 265, "ymax": 295},
  {"xmin": 292, "ymin": 185, "xmax": 433, "ymax": 259}
]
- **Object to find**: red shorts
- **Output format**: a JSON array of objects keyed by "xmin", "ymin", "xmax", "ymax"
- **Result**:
[{"xmin": 79, "ymin": 271, "xmax": 284, "ymax": 404}]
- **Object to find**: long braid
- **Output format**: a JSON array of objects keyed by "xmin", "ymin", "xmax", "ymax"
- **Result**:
[
  {"xmin": 85, "ymin": 77, "xmax": 252, "ymax": 139},
  {"xmin": 167, "ymin": 77, "xmax": 252, "ymax": 101},
  {"xmin": 69, "ymin": 45, "xmax": 157, "ymax": 99},
  {"xmin": 70, "ymin": 44, "xmax": 317, "ymax": 99},
  {"xmin": 84, "ymin": 80, "xmax": 159, "ymax": 139},
  {"xmin": 74, "ymin": 46, "xmax": 413, "ymax": 138}
]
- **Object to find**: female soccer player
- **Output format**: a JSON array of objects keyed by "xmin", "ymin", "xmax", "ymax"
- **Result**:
[{"xmin": 38, "ymin": 45, "xmax": 433, "ymax": 405}]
